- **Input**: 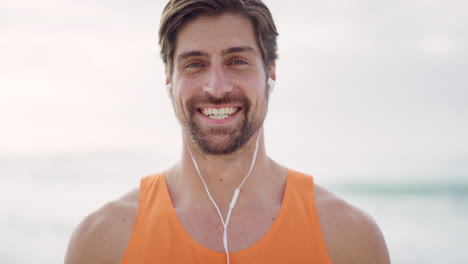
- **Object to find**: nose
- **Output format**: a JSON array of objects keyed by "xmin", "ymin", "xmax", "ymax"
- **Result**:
[{"xmin": 202, "ymin": 65, "xmax": 233, "ymax": 97}]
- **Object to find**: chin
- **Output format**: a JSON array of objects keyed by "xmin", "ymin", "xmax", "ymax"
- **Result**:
[{"xmin": 191, "ymin": 132, "xmax": 244, "ymax": 155}]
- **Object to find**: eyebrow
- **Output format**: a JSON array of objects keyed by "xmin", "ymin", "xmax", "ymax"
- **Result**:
[
  {"xmin": 176, "ymin": 46, "xmax": 258, "ymax": 62},
  {"xmin": 222, "ymin": 46, "xmax": 257, "ymax": 56},
  {"xmin": 177, "ymin": 50, "xmax": 209, "ymax": 61}
]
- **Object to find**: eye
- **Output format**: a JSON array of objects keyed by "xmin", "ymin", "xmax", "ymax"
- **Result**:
[
  {"xmin": 186, "ymin": 62, "xmax": 203, "ymax": 68},
  {"xmin": 231, "ymin": 59, "xmax": 247, "ymax": 65}
]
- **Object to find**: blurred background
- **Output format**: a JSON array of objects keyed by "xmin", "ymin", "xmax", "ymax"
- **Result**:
[{"xmin": 1, "ymin": 0, "xmax": 467, "ymax": 263}]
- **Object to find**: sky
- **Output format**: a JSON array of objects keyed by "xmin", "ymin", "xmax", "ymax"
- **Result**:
[{"xmin": 1, "ymin": 0, "xmax": 467, "ymax": 181}]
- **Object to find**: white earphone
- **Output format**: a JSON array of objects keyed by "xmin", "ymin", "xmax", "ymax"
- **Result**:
[
  {"xmin": 185, "ymin": 129, "xmax": 262, "ymax": 264},
  {"xmin": 166, "ymin": 83, "xmax": 172, "ymax": 97},
  {"xmin": 267, "ymin": 78, "xmax": 275, "ymax": 95}
]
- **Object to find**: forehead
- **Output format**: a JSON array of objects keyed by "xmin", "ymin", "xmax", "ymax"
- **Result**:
[{"xmin": 174, "ymin": 13, "xmax": 260, "ymax": 57}]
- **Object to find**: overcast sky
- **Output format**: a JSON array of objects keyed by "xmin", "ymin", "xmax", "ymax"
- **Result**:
[{"xmin": 1, "ymin": 0, "xmax": 467, "ymax": 181}]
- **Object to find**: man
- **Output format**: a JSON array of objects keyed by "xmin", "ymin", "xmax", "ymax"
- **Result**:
[{"xmin": 65, "ymin": 0, "xmax": 390, "ymax": 263}]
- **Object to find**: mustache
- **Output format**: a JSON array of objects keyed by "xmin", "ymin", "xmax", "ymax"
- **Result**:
[
  {"xmin": 186, "ymin": 92, "xmax": 251, "ymax": 110},
  {"xmin": 187, "ymin": 93, "xmax": 247, "ymax": 105}
]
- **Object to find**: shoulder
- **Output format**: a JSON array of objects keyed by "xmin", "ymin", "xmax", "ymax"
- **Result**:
[
  {"xmin": 64, "ymin": 188, "xmax": 139, "ymax": 264},
  {"xmin": 314, "ymin": 184, "xmax": 391, "ymax": 264}
]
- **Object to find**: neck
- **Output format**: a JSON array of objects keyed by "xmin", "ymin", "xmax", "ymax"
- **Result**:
[
  {"xmin": 184, "ymin": 129, "xmax": 264, "ymax": 185},
  {"xmin": 167, "ymin": 128, "xmax": 284, "ymax": 209}
]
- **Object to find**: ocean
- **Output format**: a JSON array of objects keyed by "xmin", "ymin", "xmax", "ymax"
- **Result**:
[{"xmin": 1, "ymin": 152, "xmax": 467, "ymax": 264}]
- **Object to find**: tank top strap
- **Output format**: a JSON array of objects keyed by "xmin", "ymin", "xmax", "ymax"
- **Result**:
[{"xmin": 282, "ymin": 169, "xmax": 332, "ymax": 263}]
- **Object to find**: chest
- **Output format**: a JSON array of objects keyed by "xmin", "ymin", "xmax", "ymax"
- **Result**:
[{"xmin": 175, "ymin": 203, "xmax": 281, "ymax": 252}]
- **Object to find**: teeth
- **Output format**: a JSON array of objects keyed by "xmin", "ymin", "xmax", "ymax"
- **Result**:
[
  {"xmin": 201, "ymin": 107, "xmax": 238, "ymax": 120},
  {"xmin": 211, "ymin": 114, "xmax": 229, "ymax": 120}
]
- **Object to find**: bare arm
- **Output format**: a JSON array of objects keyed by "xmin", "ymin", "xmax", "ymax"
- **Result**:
[
  {"xmin": 316, "ymin": 186, "xmax": 391, "ymax": 264},
  {"xmin": 65, "ymin": 190, "xmax": 138, "ymax": 264}
]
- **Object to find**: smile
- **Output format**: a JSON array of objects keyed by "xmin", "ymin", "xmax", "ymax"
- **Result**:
[{"xmin": 199, "ymin": 107, "xmax": 240, "ymax": 120}]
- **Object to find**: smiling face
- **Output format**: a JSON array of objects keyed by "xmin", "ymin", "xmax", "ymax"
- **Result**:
[{"xmin": 169, "ymin": 13, "xmax": 275, "ymax": 155}]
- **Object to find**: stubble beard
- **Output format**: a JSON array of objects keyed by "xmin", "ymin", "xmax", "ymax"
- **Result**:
[{"xmin": 179, "ymin": 92, "xmax": 267, "ymax": 155}]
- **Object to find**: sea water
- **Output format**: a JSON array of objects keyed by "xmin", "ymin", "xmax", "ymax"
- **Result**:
[{"xmin": 1, "ymin": 152, "xmax": 467, "ymax": 264}]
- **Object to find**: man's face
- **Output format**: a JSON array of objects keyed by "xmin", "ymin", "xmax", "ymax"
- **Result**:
[{"xmin": 169, "ymin": 13, "xmax": 275, "ymax": 155}]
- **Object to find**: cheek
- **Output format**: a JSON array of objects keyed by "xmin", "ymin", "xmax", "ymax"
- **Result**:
[
  {"xmin": 173, "ymin": 73, "xmax": 203, "ymax": 98},
  {"xmin": 234, "ymin": 72, "xmax": 264, "ymax": 93},
  {"xmin": 173, "ymin": 80, "xmax": 193, "ymax": 104},
  {"xmin": 172, "ymin": 81, "xmax": 201, "ymax": 119},
  {"xmin": 249, "ymin": 81, "xmax": 268, "ymax": 102}
]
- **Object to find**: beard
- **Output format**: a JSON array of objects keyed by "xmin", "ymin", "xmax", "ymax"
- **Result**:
[{"xmin": 178, "ymin": 91, "xmax": 267, "ymax": 155}]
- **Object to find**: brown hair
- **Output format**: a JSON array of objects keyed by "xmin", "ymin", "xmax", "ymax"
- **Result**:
[{"xmin": 159, "ymin": 0, "xmax": 278, "ymax": 77}]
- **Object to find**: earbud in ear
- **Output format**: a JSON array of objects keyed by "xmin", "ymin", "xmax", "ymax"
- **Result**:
[
  {"xmin": 267, "ymin": 78, "xmax": 275, "ymax": 94},
  {"xmin": 166, "ymin": 83, "xmax": 172, "ymax": 97}
]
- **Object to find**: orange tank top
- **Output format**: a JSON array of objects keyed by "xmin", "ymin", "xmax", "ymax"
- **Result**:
[{"xmin": 122, "ymin": 169, "xmax": 331, "ymax": 263}]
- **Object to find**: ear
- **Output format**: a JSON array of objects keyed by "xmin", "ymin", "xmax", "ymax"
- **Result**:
[
  {"xmin": 165, "ymin": 69, "xmax": 172, "ymax": 98},
  {"xmin": 268, "ymin": 61, "xmax": 276, "ymax": 82},
  {"xmin": 267, "ymin": 61, "xmax": 276, "ymax": 94},
  {"xmin": 165, "ymin": 68, "xmax": 171, "ymax": 86}
]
